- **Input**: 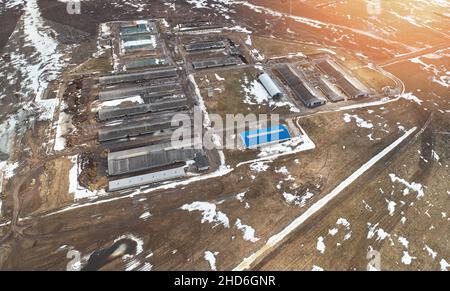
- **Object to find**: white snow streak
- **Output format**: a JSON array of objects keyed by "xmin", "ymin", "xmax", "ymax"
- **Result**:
[{"xmin": 234, "ymin": 127, "xmax": 417, "ymax": 270}]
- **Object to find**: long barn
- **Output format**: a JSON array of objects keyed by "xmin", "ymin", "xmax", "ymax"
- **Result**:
[
  {"xmin": 98, "ymin": 98, "xmax": 188, "ymax": 121},
  {"xmin": 240, "ymin": 125, "xmax": 292, "ymax": 148},
  {"xmin": 316, "ymin": 59, "xmax": 369, "ymax": 99},
  {"xmin": 276, "ymin": 65, "xmax": 326, "ymax": 108},
  {"xmin": 107, "ymin": 140, "xmax": 202, "ymax": 176},
  {"xmin": 98, "ymin": 67, "xmax": 178, "ymax": 86}
]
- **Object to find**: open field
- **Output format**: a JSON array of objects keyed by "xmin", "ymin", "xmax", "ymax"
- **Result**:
[{"xmin": 1, "ymin": 97, "xmax": 442, "ymax": 271}]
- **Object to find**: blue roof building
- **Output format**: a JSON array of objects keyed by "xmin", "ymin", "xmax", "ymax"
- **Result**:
[{"xmin": 240, "ymin": 125, "xmax": 291, "ymax": 148}]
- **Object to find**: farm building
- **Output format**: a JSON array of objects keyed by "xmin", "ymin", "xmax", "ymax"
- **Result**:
[
  {"xmin": 119, "ymin": 21, "xmax": 156, "ymax": 36},
  {"xmin": 185, "ymin": 40, "xmax": 226, "ymax": 52},
  {"xmin": 276, "ymin": 65, "xmax": 326, "ymax": 108},
  {"xmin": 98, "ymin": 98, "xmax": 188, "ymax": 121},
  {"xmin": 317, "ymin": 77, "xmax": 346, "ymax": 102},
  {"xmin": 99, "ymin": 67, "xmax": 178, "ymax": 86},
  {"xmin": 194, "ymin": 154, "xmax": 210, "ymax": 172},
  {"xmin": 109, "ymin": 166, "xmax": 186, "ymax": 191},
  {"xmin": 98, "ymin": 114, "xmax": 191, "ymax": 142},
  {"xmin": 98, "ymin": 82, "xmax": 181, "ymax": 101},
  {"xmin": 258, "ymin": 73, "xmax": 283, "ymax": 99},
  {"xmin": 107, "ymin": 140, "xmax": 202, "ymax": 176},
  {"xmin": 192, "ymin": 57, "xmax": 239, "ymax": 70},
  {"xmin": 240, "ymin": 125, "xmax": 291, "ymax": 148},
  {"xmin": 316, "ymin": 59, "xmax": 369, "ymax": 99},
  {"xmin": 178, "ymin": 22, "xmax": 223, "ymax": 33},
  {"xmin": 125, "ymin": 58, "xmax": 168, "ymax": 70},
  {"xmin": 122, "ymin": 35, "xmax": 157, "ymax": 53}
]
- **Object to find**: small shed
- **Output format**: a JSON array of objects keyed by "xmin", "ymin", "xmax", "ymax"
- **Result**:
[{"xmin": 194, "ymin": 154, "xmax": 210, "ymax": 172}]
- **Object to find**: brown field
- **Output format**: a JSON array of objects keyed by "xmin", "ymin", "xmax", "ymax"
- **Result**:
[{"xmin": 0, "ymin": 0, "xmax": 448, "ymax": 272}]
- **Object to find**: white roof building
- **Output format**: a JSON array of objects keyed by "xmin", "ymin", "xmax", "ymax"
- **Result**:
[{"xmin": 258, "ymin": 73, "xmax": 283, "ymax": 98}]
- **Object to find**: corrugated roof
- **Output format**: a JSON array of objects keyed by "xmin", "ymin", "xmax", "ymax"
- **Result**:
[
  {"xmin": 276, "ymin": 65, "xmax": 326, "ymax": 107},
  {"xmin": 240, "ymin": 125, "xmax": 291, "ymax": 148},
  {"xmin": 258, "ymin": 73, "xmax": 282, "ymax": 97},
  {"xmin": 109, "ymin": 166, "xmax": 186, "ymax": 191}
]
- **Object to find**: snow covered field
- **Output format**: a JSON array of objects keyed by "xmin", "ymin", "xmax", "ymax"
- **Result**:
[{"xmin": 0, "ymin": 0, "xmax": 67, "ymax": 156}]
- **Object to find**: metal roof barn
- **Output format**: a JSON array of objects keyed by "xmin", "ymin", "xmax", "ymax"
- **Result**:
[
  {"xmin": 276, "ymin": 65, "xmax": 326, "ymax": 108},
  {"xmin": 317, "ymin": 77, "xmax": 345, "ymax": 102},
  {"xmin": 125, "ymin": 58, "xmax": 168, "ymax": 70},
  {"xmin": 107, "ymin": 140, "xmax": 201, "ymax": 176},
  {"xmin": 194, "ymin": 154, "xmax": 210, "ymax": 172},
  {"xmin": 99, "ymin": 67, "xmax": 178, "ymax": 86},
  {"xmin": 316, "ymin": 59, "xmax": 369, "ymax": 99},
  {"xmin": 122, "ymin": 35, "xmax": 157, "ymax": 52},
  {"xmin": 99, "ymin": 82, "xmax": 181, "ymax": 101},
  {"xmin": 98, "ymin": 98, "xmax": 188, "ymax": 121},
  {"xmin": 109, "ymin": 166, "xmax": 186, "ymax": 191},
  {"xmin": 108, "ymin": 148, "xmax": 197, "ymax": 176},
  {"xmin": 185, "ymin": 40, "xmax": 226, "ymax": 52},
  {"xmin": 119, "ymin": 21, "xmax": 156, "ymax": 36},
  {"xmin": 98, "ymin": 114, "xmax": 191, "ymax": 142},
  {"xmin": 258, "ymin": 73, "xmax": 283, "ymax": 98},
  {"xmin": 192, "ymin": 57, "xmax": 239, "ymax": 70},
  {"xmin": 240, "ymin": 125, "xmax": 291, "ymax": 148}
]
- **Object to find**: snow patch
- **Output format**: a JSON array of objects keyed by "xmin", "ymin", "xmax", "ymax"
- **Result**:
[
  {"xmin": 204, "ymin": 251, "xmax": 219, "ymax": 271},
  {"xmin": 312, "ymin": 265, "xmax": 324, "ymax": 271},
  {"xmin": 181, "ymin": 201, "xmax": 229, "ymax": 228},
  {"xmin": 386, "ymin": 199, "xmax": 397, "ymax": 216},
  {"xmin": 389, "ymin": 174, "xmax": 425, "ymax": 199},
  {"xmin": 424, "ymin": 245, "xmax": 437, "ymax": 260},
  {"xmin": 431, "ymin": 150, "xmax": 440, "ymax": 162},
  {"xmin": 215, "ymin": 73, "xmax": 225, "ymax": 81},
  {"xmin": 399, "ymin": 92, "xmax": 423, "ymax": 105},
  {"xmin": 316, "ymin": 236, "xmax": 326, "ymax": 254},
  {"xmin": 367, "ymin": 223, "xmax": 390, "ymax": 242},
  {"xmin": 249, "ymin": 161, "xmax": 270, "ymax": 173},
  {"xmin": 398, "ymin": 236, "xmax": 409, "ymax": 249},
  {"xmin": 283, "ymin": 191, "xmax": 314, "ymax": 208},
  {"xmin": 257, "ymin": 132, "xmax": 316, "ymax": 158},
  {"xmin": 245, "ymin": 35, "xmax": 252, "ymax": 46},
  {"xmin": 343, "ymin": 114, "xmax": 373, "ymax": 129},
  {"xmin": 401, "ymin": 251, "xmax": 416, "ymax": 265},
  {"xmin": 139, "ymin": 211, "xmax": 152, "ymax": 221},
  {"xmin": 440, "ymin": 259, "xmax": 449, "ymax": 271},
  {"xmin": 235, "ymin": 219, "xmax": 259, "ymax": 243}
]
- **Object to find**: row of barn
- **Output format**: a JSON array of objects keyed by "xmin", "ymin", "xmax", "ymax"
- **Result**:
[
  {"xmin": 95, "ymin": 35, "xmax": 210, "ymax": 191},
  {"xmin": 257, "ymin": 59, "xmax": 370, "ymax": 109}
]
